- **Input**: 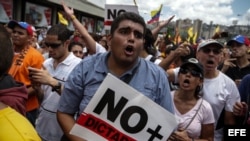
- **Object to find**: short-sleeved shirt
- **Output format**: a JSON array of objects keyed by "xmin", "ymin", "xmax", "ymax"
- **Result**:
[
  {"xmin": 58, "ymin": 52, "xmax": 174, "ymax": 118},
  {"xmin": 8, "ymin": 46, "xmax": 44, "ymax": 111},
  {"xmin": 171, "ymin": 91, "xmax": 214, "ymax": 139},
  {"xmin": 173, "ymin": 68, "xmax": 240, "ymax": 141},
  {"xmin": 35, "ymin": 53, "xmax": 81, "ymax": 141}
]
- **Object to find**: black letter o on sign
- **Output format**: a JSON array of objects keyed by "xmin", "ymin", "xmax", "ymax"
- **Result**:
[{"xmin": 120, "ymin": 106, "xmax": 148, "ymax": 133}]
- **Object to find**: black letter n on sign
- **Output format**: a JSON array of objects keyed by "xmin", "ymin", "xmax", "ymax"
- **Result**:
[
  {"xmin": 93, "ymin": 88, "xmax": 128, "ymax": 122},
  {"xmin": 107, "ymin": 9, "xmax": 116, "ymax": 20}
]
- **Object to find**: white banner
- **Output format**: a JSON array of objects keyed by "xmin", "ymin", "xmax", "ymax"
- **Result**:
[
  {"xmin": 104, "ymin": 4, "xmax": 139, "ymax": 30},
  {"xmin": 70, "ymin": 73, "xmax": 177, "ymax": 141}
]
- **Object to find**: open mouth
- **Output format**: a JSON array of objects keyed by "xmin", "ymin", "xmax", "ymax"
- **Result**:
[
  {"xmin": 207, "ymin": 60, "xmax": 214, "ymax": 64},
  {"xmin": 124, "ymin": 45, "xmax": 134, "ymax": 55},
  {"xmin": 183, "ymin": 79, "xmax": 190, "ymax": 84},
  {"xmin": 182, "ymin": 79, "xmax": 190, "ymax": 87}
]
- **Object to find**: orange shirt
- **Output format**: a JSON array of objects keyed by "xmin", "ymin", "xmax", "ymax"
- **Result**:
[{"xmin": 8, "ymin": 46, "xmax": 44, "ymax": 111}]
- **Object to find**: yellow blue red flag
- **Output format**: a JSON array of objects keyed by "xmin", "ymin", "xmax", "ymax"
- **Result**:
[{"xmin": 147, "ymin": 4, "xmax": 163, "ymax": 24}]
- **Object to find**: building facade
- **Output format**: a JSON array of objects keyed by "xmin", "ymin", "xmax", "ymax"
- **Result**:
[{"xmin": 0, "ymin": 0, "xmax": 105, "ymax": 33}]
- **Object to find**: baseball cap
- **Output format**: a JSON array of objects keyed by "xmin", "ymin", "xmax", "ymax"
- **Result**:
[
  {"xmin": 226, "ymin": 35, "xmax": 250, "ymax": 46},
  {"xmin": 180, "ymin": 58, "xmax": 204, "ymax": 78},
  {"xmin": 8, "ymin": 20, "xmax": 33, "ymax": 36},
  {"xmin": 197, "ymin": 39, "xmax": 223, "ymax": 51}
]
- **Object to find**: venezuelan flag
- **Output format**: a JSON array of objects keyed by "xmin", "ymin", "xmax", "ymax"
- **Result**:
[{"xmin": 147, "ymin": 4, "xmax": 163, "ymax": 24}]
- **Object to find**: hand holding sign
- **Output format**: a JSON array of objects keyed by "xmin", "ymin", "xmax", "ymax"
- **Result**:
[{"xmin": 70, "ymin": 74, "xmax": 177, "ymax": 141}]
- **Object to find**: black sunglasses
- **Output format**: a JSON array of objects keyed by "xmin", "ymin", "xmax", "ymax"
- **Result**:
[
  {"xmin": 179, "ymin": 68, "xmax": 202, "ymax": 78},
  {"xmin": 45, "ymin": 42, "xmax": 62, "ymax": 49},
  {"xmin": 201, "ymin": 48, "xmax": 221, "ymax": 55}
]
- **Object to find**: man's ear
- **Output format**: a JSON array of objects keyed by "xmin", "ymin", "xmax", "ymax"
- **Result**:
[
  {"xmin": 64, "ymin": 39, "xmax": 70, "ymax": 49},
  {"xmin": 107, "ymin": 34, "xmax": 112, "ymax": 47}
]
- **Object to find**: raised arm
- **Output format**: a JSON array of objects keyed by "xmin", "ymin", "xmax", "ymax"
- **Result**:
[
  {"xmin": 151, "ymin": 15, "xmax": 175, "ymax": 39},
  {"xmin": 61, "ymin": 0, "xmax": 96, "ymax": 54}
]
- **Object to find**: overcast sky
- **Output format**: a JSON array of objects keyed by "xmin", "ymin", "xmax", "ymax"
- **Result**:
[{"xmin": 105, "ymin": 0, "xmax": 250, "ymax": 26}]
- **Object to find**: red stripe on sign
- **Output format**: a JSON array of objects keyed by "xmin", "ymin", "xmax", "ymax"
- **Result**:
[
  {"xmin": 77, "ymin": 113, "xmax": 136, "ymax": 141},
  {"xmin": 104, "ymin": 20, "xmax": 113, "ymax": 26}
]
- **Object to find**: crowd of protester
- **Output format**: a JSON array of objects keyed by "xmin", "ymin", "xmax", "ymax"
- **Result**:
[{"xmin": 1, "ymin": 1, "xmax": 250, "ymax": 141}]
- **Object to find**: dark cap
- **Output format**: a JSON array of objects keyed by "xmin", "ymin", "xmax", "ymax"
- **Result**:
[{"xmin": 180, "ymin": 58, "xmax": 203, "ymax": 77}]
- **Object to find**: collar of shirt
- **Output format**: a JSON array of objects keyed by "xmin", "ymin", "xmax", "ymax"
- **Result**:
[{"xmin": 95, "ymin": 52, "xmax": 141, "ymax": 79}]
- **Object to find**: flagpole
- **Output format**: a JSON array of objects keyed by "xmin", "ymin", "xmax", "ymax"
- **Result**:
[{"xmin": 133, "ymin": 0, "xmax": 137, "ymax": 6}]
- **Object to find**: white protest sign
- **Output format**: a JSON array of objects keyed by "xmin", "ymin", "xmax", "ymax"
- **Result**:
[
  {"xmin": 70, "ymin": 73, "xmax": 177, "ymax": 141},
  {"xmin": 104, "ymin": 4, "xmax": 139, "ymax": 31}
]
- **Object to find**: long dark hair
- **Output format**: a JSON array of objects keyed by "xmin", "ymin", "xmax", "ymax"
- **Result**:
[{"xmin": 0, "ymin": 25, "xmax": 13, "ymax": 77}]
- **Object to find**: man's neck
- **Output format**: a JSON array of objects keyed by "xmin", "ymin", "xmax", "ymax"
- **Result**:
[
  {"xmin": 107, "ymin": 56, "xmax": 137, "ymax": 77},
  {"xmin": 14, "ymin": 45, "xmax": 28, "ymax": 53},
  {"xmin": 53, "ymin": 52, "xmax": 70, "ymax": 69},
  {"xmin": 236, "ymin": 56, "xmax": 250, "ymax": 68},
  {"xmin": 204, "ymin": 69, "xmax": 219, "ymax": 79}
]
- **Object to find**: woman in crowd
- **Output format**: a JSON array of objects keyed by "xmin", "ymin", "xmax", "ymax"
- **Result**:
[
  {"xmin": 68, "ymin": 41, "xmax": 86, "ymax": 59},
  {"xmin": 168, "ymin": 58, "xmax": 214, "ymax": 141}
]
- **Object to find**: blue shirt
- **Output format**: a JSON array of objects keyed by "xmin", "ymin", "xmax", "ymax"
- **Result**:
[
  {"xmin": 58, "ymin": 52, "xmax": 174, "ymax": 117},
  {"xmin": 238, "ymin": 74, "xmax": 250, "ymax": 102}
]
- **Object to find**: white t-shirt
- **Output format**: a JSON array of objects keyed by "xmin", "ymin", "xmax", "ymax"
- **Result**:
[
  {"xmin": 96, "ymin": 42, "xmax": 107, "ymax": 53},
  {"xmin": 145, "ymin": 54, "xmax": 162, "ymax": 65},
  {"xmin": 171, "ymin": 92, "xmax": 214, "ymax": 139},
  {"xmin": 173, "ymin": 68, "xmax": 241, "ymax": 141}
]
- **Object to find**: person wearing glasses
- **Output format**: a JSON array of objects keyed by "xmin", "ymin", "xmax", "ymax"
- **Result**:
[
  {"xmin": 167, "ymin": 39, "xmax": 240, "ymax": 141},
  {"xmin": 168, "ymin": 58, "xmax": 214, "ymax": 141},
  {"xmin": 28, "ymin": 24, "xmax": 82, "ymax": 141},
  {"xmin": 220, "ymin": 35, "xmax": 250, "ymax": 86}
]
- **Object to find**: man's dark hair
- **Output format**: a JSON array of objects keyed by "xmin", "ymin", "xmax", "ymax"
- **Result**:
[
  {"xmin": 144, "ymin": 28, "xmax": 156, "ymax": 55},
  {"xmin": 0, "ymin": 25, "xmax": 14, "ymax": 77},
  {"xmin": 46, "ymin": 24, "xmax": 72, "ymax": 42},
  {"xmin": 110, "ymin": 12, "xmax": 146, "ymax": 36}
]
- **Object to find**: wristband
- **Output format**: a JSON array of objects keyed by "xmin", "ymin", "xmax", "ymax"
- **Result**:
[{"xmin": 71, "ymin": 15, "xmax": 76, "ymax": 21}]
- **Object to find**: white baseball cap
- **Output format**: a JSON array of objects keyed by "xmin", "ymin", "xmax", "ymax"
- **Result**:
[{"xmin": 197, "ymin": 39, "xmax": 223, "ymax": 51}]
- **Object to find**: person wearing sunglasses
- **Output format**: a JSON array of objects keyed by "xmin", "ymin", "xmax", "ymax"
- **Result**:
[
  {"xmin": 167, "ymin": 39, "xmax": 240, "ymax": 141},
  {"xmin": 220, "ymin": 35, "xmax": 250, "ymax": 87},
  {"xmin": 168, "ymin": 58, "xmax": 214, "ymax": 141},
  {"xmin": 28, "ymin": 24, "xmax": 82, "ymax": 141}
]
